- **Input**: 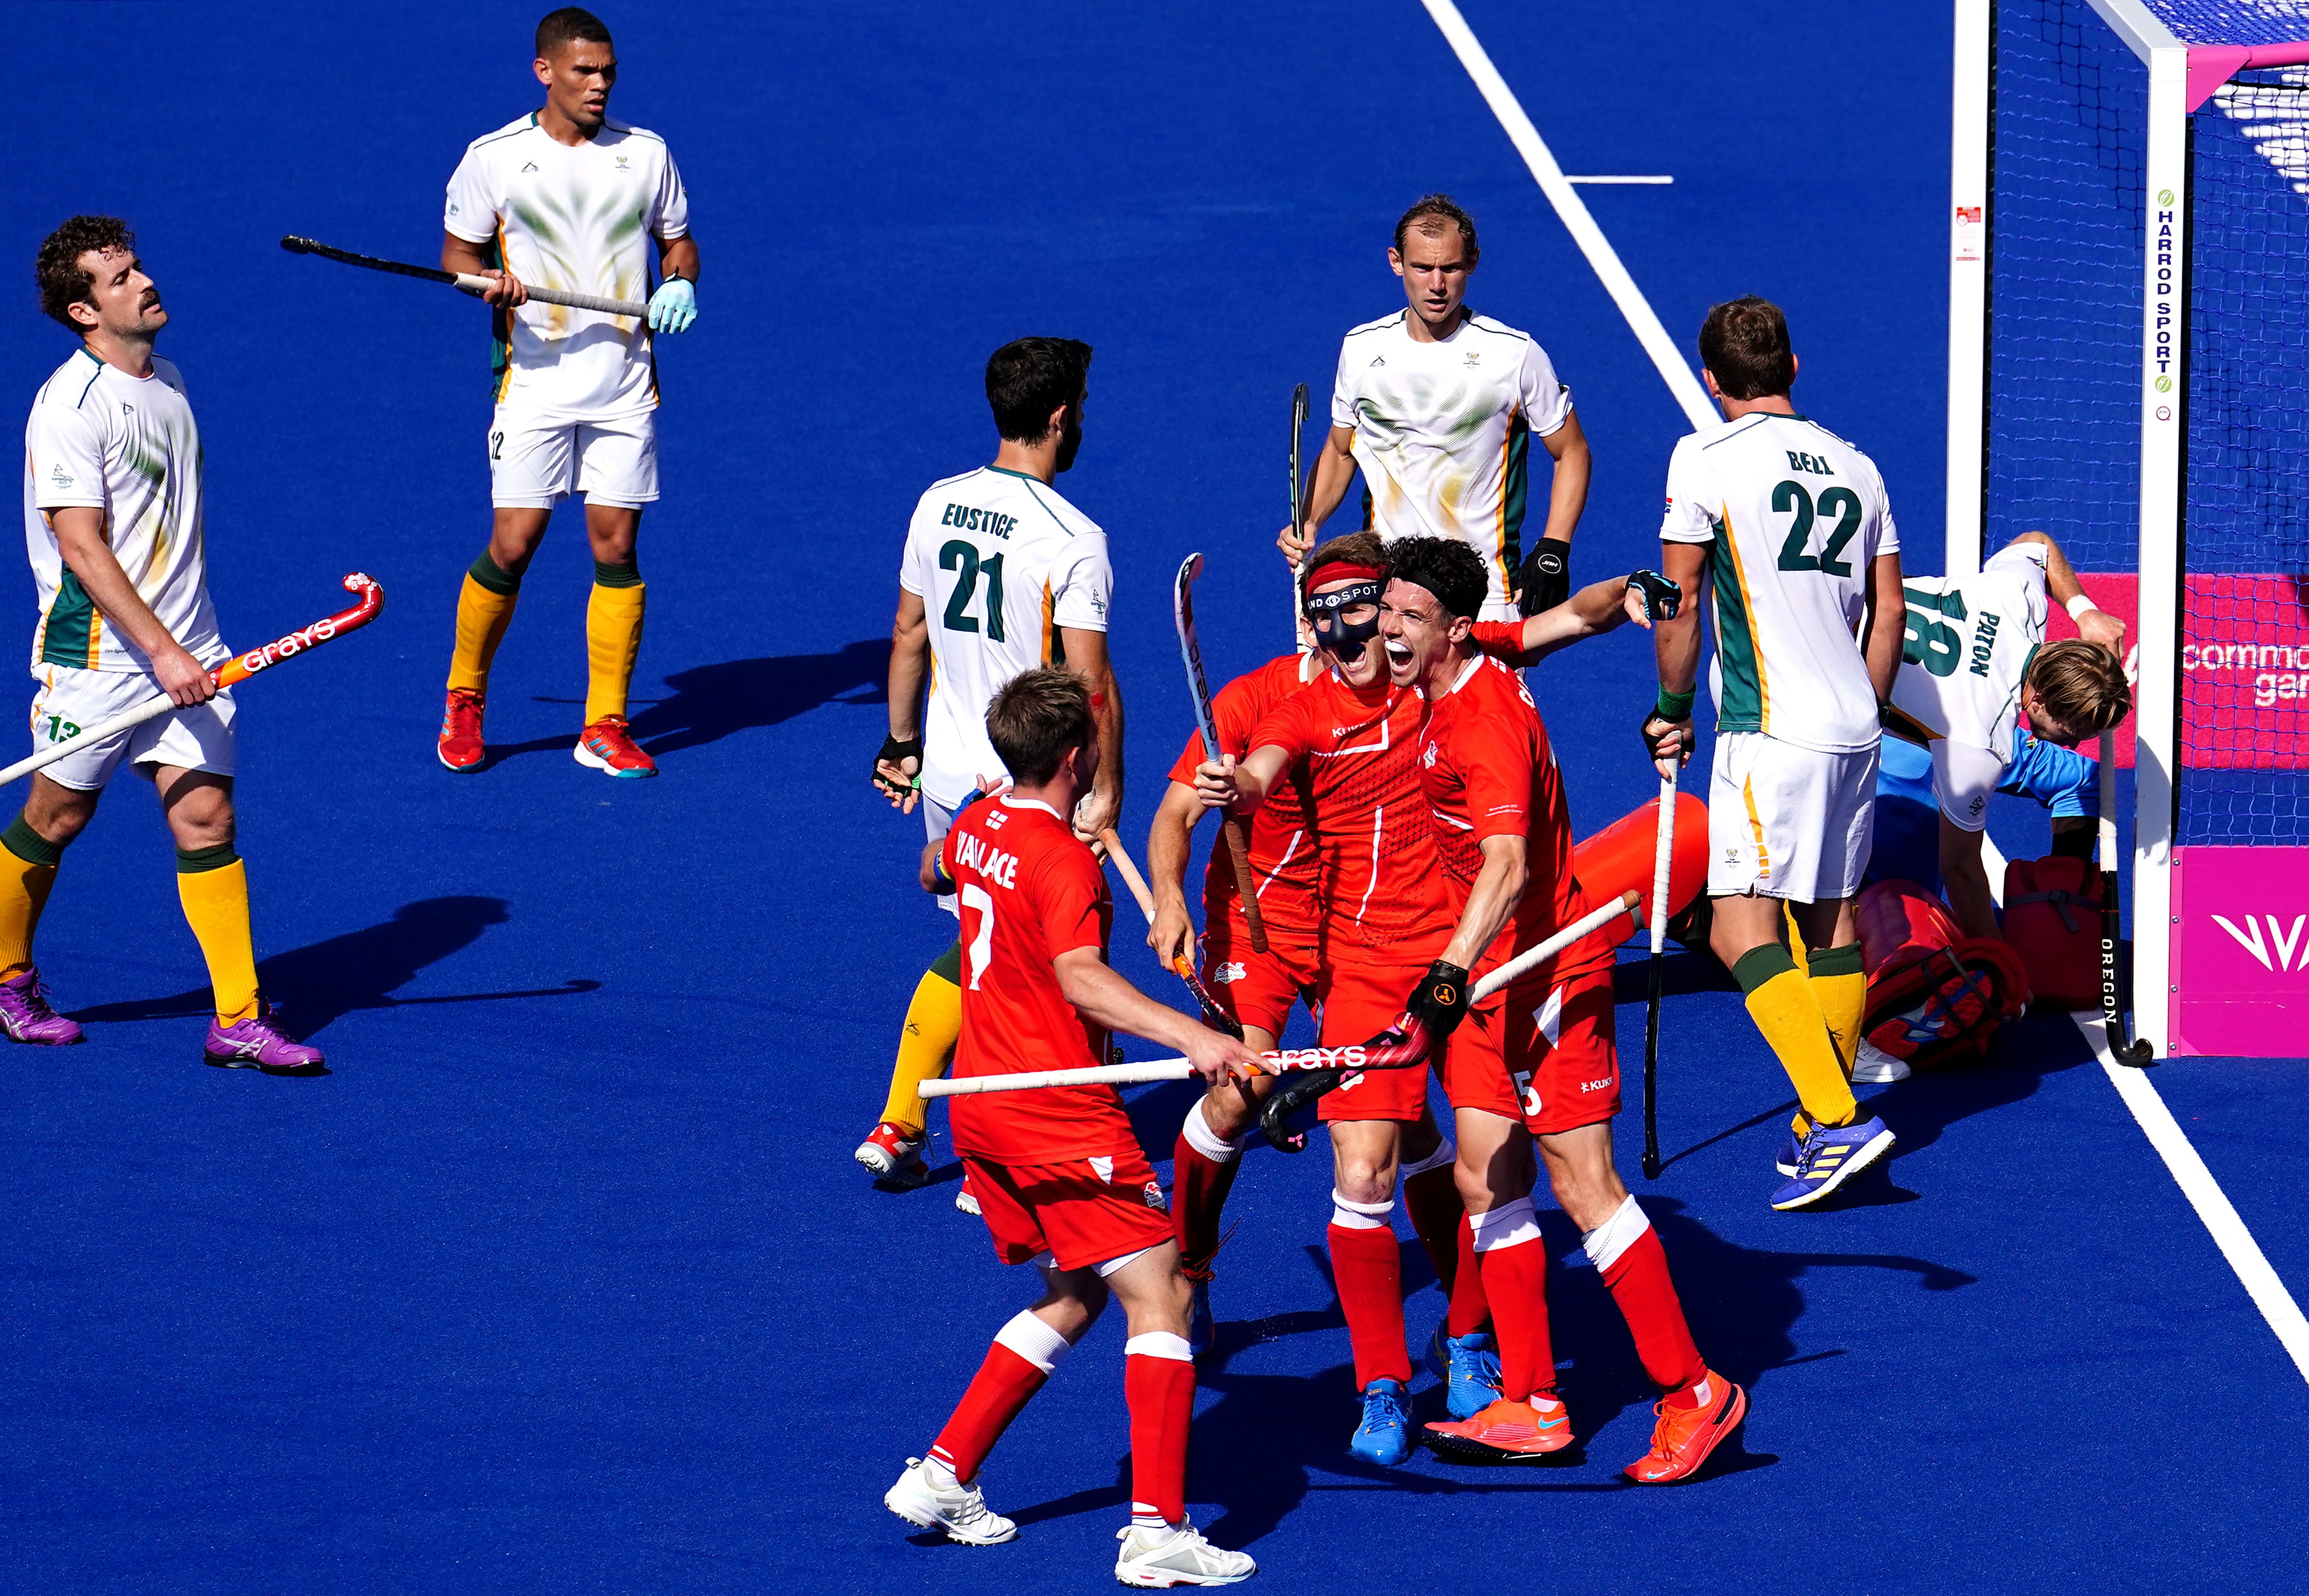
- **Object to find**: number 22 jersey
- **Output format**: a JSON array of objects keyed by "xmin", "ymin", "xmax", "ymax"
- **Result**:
[{"xmin": 899, "ymin": 466, "xmax": 1112, "ymax": 811}]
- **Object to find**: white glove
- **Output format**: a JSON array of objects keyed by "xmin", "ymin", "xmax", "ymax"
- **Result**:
[{"xmin": 647, "ymin": 278, "xmax": 696, "ymax": 333}]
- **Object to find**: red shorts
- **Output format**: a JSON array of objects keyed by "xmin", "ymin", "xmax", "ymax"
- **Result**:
[
  {"xmin": 963, "ymin": 1151, "xmax": 1175, "ymax": 1273},
  {"xmin": 1200, "ymin": 910, "xmax": 1321, "ymax": 1040},
  {"xmin": 1316, "ymin": 950, "xmax": 1434, "ymax": 1123},
  {"xmin": 1440, "ymin": 970, "xmax": 1620, "ymax": 1136}
]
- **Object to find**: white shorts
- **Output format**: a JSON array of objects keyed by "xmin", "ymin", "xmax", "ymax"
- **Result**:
[
  {"xmin": 924, "ymin": 792, "xmax": 959, "ymax": 918},
  {"xmin": 29, "ymin": 665, "xmax": 236, "ymax": 792},
  {"xmin": 1708, "ymin": 731, "xmax": 1875, "ymax": 902},
  {"xmin": 488, "ymin": 407, "xmax": 660, "ymax": 508}
]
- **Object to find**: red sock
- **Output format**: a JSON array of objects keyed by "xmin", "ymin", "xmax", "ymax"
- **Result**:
[
  {"xmin": 1590, "ymin": 1203, "xmax": 1705, "ymax": 1399},
  {"xmin": 1446, "ymin": 1213, "xmax": 1490, "ymax": 1337},
  {"xmin": 1401, "ymin": 1158, "xmax": 1465, "ymax": 1292},
  {"xmin": 1470, "ymin": 1198, "xmax": 1554, "ymax": 1403},
  {"xmin": 1326, "ymin": 1221, "xmax": 1412, "ymax": 1389},
  {"xmin": 928, "ymin": 1341, "xmax": 1049, "ymax": 1482},
  {"xmin": 1124, "ymin": 1339, "xmax": 1196, "ymax": 1525},
  {"xmin": 1172, "ymin": 1128, "xmax": 1242, "ymax": 1277}
]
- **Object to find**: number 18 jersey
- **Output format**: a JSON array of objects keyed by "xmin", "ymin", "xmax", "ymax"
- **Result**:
[
  {"xmin": 898, "ymin": 466, "xmax": 1112, "ymax": 811},
  {"xmin": 1660, "ymin": 412, "xmax": 1899, "ymax": 755}
]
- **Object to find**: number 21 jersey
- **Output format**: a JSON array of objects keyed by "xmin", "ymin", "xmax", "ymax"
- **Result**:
[
  {"xmin": 898, "ymin": 466, "xmax": 1112, "ymax": 810},
  {"xmin": 1659, "ymin": 412, "xmax": 1899, "ymax": 755}
]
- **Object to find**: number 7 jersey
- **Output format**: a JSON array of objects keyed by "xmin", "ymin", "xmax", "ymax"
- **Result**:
[
  {"xmin": 899, "ymin": 465, "xmax": 1112, "ymax": 810},
  {"xmin": 1659, "ymin": 412, "xmax": 1900, "ymax": 755}
]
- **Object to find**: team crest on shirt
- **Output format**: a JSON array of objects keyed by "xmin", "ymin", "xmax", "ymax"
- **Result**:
[
  {"xmin": 614, "ymin": 153, "xmax": 631, "ymax": 171},
  {"xmin": 1143, "ymin": 1181, "xmax": 1168, "ymax": 1212},
  {"xmin": 1464, "ymin": 351, "xmax": 1482, "ymax": 368},
  {"xmin": 47, "ymin": 464, "xmax": 71, "ymax": 489},
  {"xmin": 1212, "ymin": 961, "xmax": 1246, "ymax": 984}
]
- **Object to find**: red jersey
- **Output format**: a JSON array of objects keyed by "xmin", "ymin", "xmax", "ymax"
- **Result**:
[
  {"xmin": 1246, "ymin": 670, "xmax": 1453, "ymax": 960},
  {"xmin": 1165, "ymin": 653, "xmax": 1321, "ymax": 935},
  {"xmin": 1416, "ymin": 653, "xmax": 1616, "ymax": 987},
  {"xmin": 941, "ymin": 796, "xmax": 1136, "ymax": 1164},
  {"xmin": 1469, "ymin": 619, "xmax": 1533, "ymax": 666}
]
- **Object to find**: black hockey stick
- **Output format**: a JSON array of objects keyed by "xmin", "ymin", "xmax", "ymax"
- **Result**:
[
  {"xmin": 1289, "ymin": 382, "xmax": 1313, "ymax": 654},
  {"xmin": 2099, "ymin": 729, "xmax": 2154, "ymax": 1065},
  {"xmin": 1641, "ymin": 774, "xmax": 1674, "ymax": 1177},
  {"xmin": 281, "ymin": 235, "xmax": 649, "ymax": 318}
]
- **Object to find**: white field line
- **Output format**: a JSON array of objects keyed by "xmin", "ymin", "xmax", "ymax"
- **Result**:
[
  {"xmin": 1418, "ymin": 0, "xmax": 1715, "ymax": 429},
  {"xmin": 1976, "ymin": 831, "xmax": 2309, "ymax": 1382},
  {"xmin": 1565, "ymin": 175, "xmax": 1674, "ymax": 184}
]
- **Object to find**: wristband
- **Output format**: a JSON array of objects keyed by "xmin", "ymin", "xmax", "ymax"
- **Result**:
[
  {"xmin": 1654, "ymin": 687, "xmax": 1695, "ymax": 722},
  {"xmin": 2066, "ymin": 593, "xmax": 2100, "ymax": 620}
]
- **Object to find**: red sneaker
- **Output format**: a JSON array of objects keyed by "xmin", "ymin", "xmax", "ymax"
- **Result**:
[
  {"xmin": 575, "ymin": 715, "xmax": 657, "ymax": 779},
  {"xmin": 1424, "ymin": 1395, "xmax": 1573, "ymax": 1460},
  {"xmin": 438, "ymin": 688, "xmax": 486, "ymax": 772},
  {"xmin": 1624, "ymin": 1371, "xmax": 1747, "ymax": 1483}
]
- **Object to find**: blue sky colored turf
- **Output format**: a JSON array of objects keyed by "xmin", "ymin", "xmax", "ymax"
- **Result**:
[{"xmin": 2, "ymin": 3, "xmax": 2304, "ymax": 1592}]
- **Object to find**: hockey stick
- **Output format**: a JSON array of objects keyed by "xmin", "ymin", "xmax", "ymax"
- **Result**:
[
  {"xmin": 1289, "ymin": 382, "xmax": 1314, "ymax": 656},
  {"xmin": 1098, "ymin": 828, "xmax": 1242, "ymax": 1037},
  {"xmin": 0, "ymin": 574, "xmax": 385, "ymax": 791},
  {"xmin": 1174, "ymin": 552, "xmax": 1269, "ymax": 953},
  {"xmin": 923, "ymin": 889, "xmax": 1639, "ymax": 1098},
  {"xmin": 2099, "ymin": 728, "xmax": 2155, "ymax": 1066},
  {"xmin": 1640, "ymin": 778, "xmax": 1674, "ymax": 1177},
  {"xmin": 281, "ymin": 236, "xmax": 650, "ymax": 318}
]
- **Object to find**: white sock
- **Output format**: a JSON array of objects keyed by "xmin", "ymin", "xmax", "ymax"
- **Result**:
[
  {"xmin": 1131, "ymin": 1514, "xmax": 1182, "ymax": 1541},
  {"xmin": 922, "ymin": 1455, "xmax": 960, "ymax": 1491}
]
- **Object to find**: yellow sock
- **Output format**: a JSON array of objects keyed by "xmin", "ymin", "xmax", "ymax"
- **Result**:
[
  {"xmin": 0, "ymin": 813, "xmax": 62, "ymax": 978},
  {"xmin": 1733, "ymin": 943, "xmax": 1855, "ymax": 1132},
  {"xmin": 1808, "ymin": 942, "xmax": 1868, "ymax": 1079},
  {"xmin": 448, "ymin": 558, "xmax": 523, "ymax": 696},
  {"xmin": 879, "ymin": 943, "xmax": 963, "ymax": 1134},
  {"xmin": 177, "ymin": 851, "xmax": 259, "ymax": 1024},
  {"xmin": 584, "ymin": 569, "xmax": 647, "ymax": 724}
]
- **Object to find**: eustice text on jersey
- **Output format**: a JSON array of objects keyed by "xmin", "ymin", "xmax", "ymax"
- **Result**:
[{"xmin": 940, "ymin": 503, "xmax": 1016, "ymax": 540}]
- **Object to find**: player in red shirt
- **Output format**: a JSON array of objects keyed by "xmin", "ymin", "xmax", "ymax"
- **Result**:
[
  {"xmin": 1377, "ymin": 535, "xmax": 1747, "ymax": 1485},
  {"xmin": 1190, "ymin": 532, "xmax": 1469, "ymax": 1467},
  {"xmin": 884, "ymin": 669, "xmax": 1262, "ymax": 1587}
]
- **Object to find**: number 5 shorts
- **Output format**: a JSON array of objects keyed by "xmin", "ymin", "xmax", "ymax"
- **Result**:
[
  {"xmin": 487, "ymin": 407, "xmax": 660, "ymax": 509},
  {"xmin": 29, "ymin": 665, "xmax": 236, "ymax": 792},
  {"xmin": 1440, "ymin": 970, "xmax": 1619, "ymax": 1136},
  {"xmin": 1709, "ymin": 731, "xmax": 1878, "ymax": 902}
]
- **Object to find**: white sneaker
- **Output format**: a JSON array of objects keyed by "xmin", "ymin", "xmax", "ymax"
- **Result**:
[
  {"xmin": 1851, "ymin": 1039, "xmax": 1911, "ymax": 1084},
  {"xmin": 955, "ymin": 1177, "xmax": 982, "ymax": 1217},
  {"xmin": 1114, "ymin": 1518, "xmax": 1256, "ymax": 1587},
  {"xmin": 883, "ymin": 1457, "xmax": 1016, "ymax": 1545}
]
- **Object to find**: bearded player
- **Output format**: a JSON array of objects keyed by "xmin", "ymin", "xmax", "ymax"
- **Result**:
[
  {"xmin": 15, "ymin": 217, "xmax": 322, "ymax": 1070},
  {"xmin": 435, "ymin": 7, "xmax": 701, "ymax": 778},
  {"xmin": 1379, "ymin": 536, "xmax": 1745, "ymax": 1482},
  {"xmin": 1280, "ymin": 195, "xmax": 1591, "ymax": 621},
  {"xmin": 1192, "ymin": 532, "xmax": 1471, "ymax": 1466},
  {"xmin": 884, "ymin": 670, "xmax": 1257, "ymax": 1587}
]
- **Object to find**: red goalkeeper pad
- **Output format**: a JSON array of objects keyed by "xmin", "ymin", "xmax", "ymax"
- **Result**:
[
  {"xmin": 1856, "ymin": 879, "xmax": 2030, "ymax": 1070},
  {"xmin": 1572, "ymin": 792, "xmax": 1708, "ymax": 927},
  {"xmin": 2000, "ymin": 855, "xmax": 2102, "ymax": 1010}
]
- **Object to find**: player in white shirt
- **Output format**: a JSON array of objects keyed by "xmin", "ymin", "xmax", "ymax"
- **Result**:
[
  {"xmin": 12, "ymin": 216, "xmax": 321, "ymax": 1072},
  {"xmin": 855, "ymin": 338, "xmax": 1123, "ymax": 1193},
  {"xmin": 1280, "ymin": 195, "xmax": 1591, "ymax": 622},
  {"xmin": 1876, "ymin": 532, "xmax": 2130, "ymax": 942},
  {"xmin": 435, "ymin": 6, "xmax": 701, "ymax": 780},
  {"xmin": 1642, "ymin": 297, "xmax": 1903, "ymax": 1211}
]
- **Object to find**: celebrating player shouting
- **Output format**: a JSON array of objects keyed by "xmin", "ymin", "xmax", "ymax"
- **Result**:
[
  {"xmin": 1378, "ymin": 537, "xmax": 1745, "ymax": 1482},
  {"xmin": 15, "ymin": 217, "xmax": 321, "ymax": 1070},
  {"xmin": 884, "ymin": 670, "xmax": 1257, "ymax": 1587},
  {"xmin": 436, "ymin": 6, "xmax": 700, "ymax": 778},
  {"xmin": 1645, "ymin": 298, "xmax": 1905, "ymax": 1211},
  {"xmin": 1281, "ymin": 196, "xmax": 1591, "ymax": 620}
]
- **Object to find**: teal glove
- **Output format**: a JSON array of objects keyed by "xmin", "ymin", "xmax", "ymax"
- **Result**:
[{"xmin": 647, "ymin": 278, "xmax": 696, "ymax": 333}]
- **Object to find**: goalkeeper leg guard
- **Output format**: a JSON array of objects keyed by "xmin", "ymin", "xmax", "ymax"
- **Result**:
[
  {"xmin": 583, "ymin": 558, "xmax": 646, "ymax": 726},
  {"xmin": 877, "ymin": 942, "xmax": 962, "ymax": 1135},
  {"xmin": 176, "ymin": 845, "xmax": 258, "ymax": 1025},
  {"xmin": 1735, "ymin": 944, "xmax": 1856, "ymax": 1132}
]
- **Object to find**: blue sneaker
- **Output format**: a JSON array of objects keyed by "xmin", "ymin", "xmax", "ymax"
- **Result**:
[
  {"xmin": 1774, "ymin": 1136, "xmax": 1800, "ymax": 1177},
  {"xmin": 1187, "ymin": 1277, "xmax": 1215, "ymax": 1357},
  {"xmin": 1350, "ymin": 1379, "xmax": 1412, "ymax": 1465},
  {"xmin": 1770, "ymin": 1115, "xmax": 1897, "ymax": 1210},
  {"xmin": 1425, "ymin": 1324, "xmax": 1503, "ymax": 1420}
]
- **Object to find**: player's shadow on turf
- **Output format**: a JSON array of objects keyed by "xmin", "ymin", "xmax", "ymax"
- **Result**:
[
  {"xmin": 68, "ymin": 896, "xmax": 599, "ymax": 1035},
  {"xmin": 1815, "ymin": 1008, "xmax": 2100, "ymax": 1165},
  {"xmin": 1611, "ymin": 947, "xmax": 1738, "ymax": 1002},
  {"xmin": 499, "ymin": 639, "xmax": 886, "ymax": 765}
]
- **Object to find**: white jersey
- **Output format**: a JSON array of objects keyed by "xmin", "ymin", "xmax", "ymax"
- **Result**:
[
  {"xmin": 444, "ymin": 114, "xmax": 691, "ymax": 423},
  {"xmin": 899, "ymin": 466, "xmax": 1112, "ymax": 810},
  {"xmin": 23, "ymin": 350, "xmax": 224, "ymax": 675},
  {"xmin": 1660, "ymin": 411, "xmax": 1900, "ymax": 755},
  {"xmin": 1330, "ymin": 310, "xmax": 1573, "ymax": 610},
  {"xmin": 1886, "ymin": 540, "xmax": 2050, "ymax": 831}
]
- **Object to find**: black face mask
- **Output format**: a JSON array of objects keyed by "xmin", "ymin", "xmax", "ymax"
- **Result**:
[{"xmin": 1305, "ymin": 580, "xmax": 1384, "ymax": 661}]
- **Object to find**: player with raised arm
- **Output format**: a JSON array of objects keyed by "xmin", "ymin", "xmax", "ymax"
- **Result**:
[
  {"xmin": 1377, "ymin": 536, "xmax": 1744, "ymax": 1482},
  {"xmin": 856, "ymin": 339, "xmax": 1124, "ymax": 1204},
  {"xmin": 434, "ymin": 7, "xmax": 700, "ymax": 778},
  {"xmin": 1192, "ymin": 532, "xmax": 1473, "ymax": 1466},
  {"xmin": 1875, "ymin": 531, "xmax": 2130, "ymax": 942},
  {"xmin": 13, "ymin": 217, "xmax": 321, "ymax": 1071},
  {"xmin": 1279, "ymin": 196, "xmax": 1591, "ymax": 621},
  {"xmin": 883, "ymin": 670, "xmax": 1257, "ymax": 1588},
  {"xmin": 1645, "ymin": 298, "xmax": 1906, "ymax": 1211}
]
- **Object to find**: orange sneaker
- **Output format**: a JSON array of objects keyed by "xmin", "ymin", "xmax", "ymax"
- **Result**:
[
  {"xmin": 438, "ymin": 688, "xmax": 486, "ymax": 772},
  {"xmin": 575, "ymin": 715, "xmax": 657, "ymax": 778},
  {"xmin": 1624, "ymin": 1371, "xmax": 1747, "ymax": 1483},
  {"xmin": 1424, "ymin": 1395, "xmax": 1573, "ymax": 1460}
]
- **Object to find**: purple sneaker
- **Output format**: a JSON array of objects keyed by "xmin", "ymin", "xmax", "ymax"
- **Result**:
[
  {"xmin": 0, "ymin": 967, "xmax": 82, "ymax": 1045},
  {"xmin": 204, "ymin": 1003, "xmax": 325, "ymax": 1075}
]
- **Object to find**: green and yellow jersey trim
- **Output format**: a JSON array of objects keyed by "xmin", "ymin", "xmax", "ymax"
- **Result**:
[{"xmin": 1711, "ymin": 504, "xmax": 1770, "ymax": 733}]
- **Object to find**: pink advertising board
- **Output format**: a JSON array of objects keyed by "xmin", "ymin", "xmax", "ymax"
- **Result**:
[{"xmin": 2169, "ymin": 846, "xmax": 2309, "ymax": 1056}]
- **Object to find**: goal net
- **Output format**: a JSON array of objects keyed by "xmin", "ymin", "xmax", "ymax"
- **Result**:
[{"xmin": 1951, "ymin": 0, "xmax": 2309, "ymax": 1055}]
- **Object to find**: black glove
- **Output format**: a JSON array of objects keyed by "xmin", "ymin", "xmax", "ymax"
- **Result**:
[
  {"xmin": 1515, "ymin": 538, "xmax": 1572, "ymax": 617},
  {"xmin": 872, "ymin": 733, "xmax": 922, "ymax": 800},
  {"xmin": 1260, "ymin": 1068, "xmax": 1342, "ymax": 1154},
  {"xmin": 1627, "ymin": 569, "xmax": 1681, "ymax": 623},
  {"xmin": 1640, "ymin": 706, "xmax": 1691, "ymax": 765},
  {"xmin": 1406, "ymin": 960, "xmax": 1471, "ymax": 1041}
]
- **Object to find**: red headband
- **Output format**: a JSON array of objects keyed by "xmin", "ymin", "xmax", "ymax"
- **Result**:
[{"xmin": 1304, "ymin": 560, "xmax": 1389, "ymax": 593}]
